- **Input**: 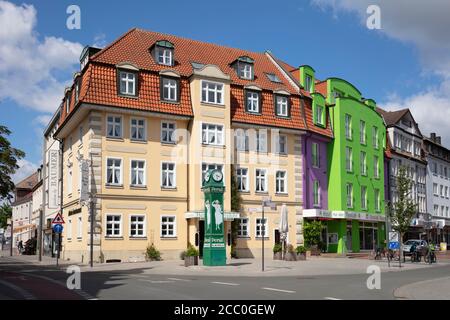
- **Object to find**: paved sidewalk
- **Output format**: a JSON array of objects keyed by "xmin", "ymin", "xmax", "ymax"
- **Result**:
[
  {"xmin": 394, "ymin": 277, "xmax": 450, "ymax": 299},
  {"xmin": 2, "ymin": 249, "xmax": 449, "ymax": 277}
]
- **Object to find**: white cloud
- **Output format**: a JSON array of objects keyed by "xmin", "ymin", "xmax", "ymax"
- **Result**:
[
  {"xmin": 0, "ymin": 0, "xmax": 83, "ymax": 113},
  {"xmin": 311, "ymin": 0, "xmax": 450, "ymax": 143},
  {"xmin": 93, "ymin": 33, "xmax": 107, "ymax": 49},
  {"xmin": 12, "ymin": 159, "xmax": 38, "ymax": 184}
]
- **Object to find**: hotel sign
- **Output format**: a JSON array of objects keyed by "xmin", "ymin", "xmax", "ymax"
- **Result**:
[
  {"xmin": 303, "ymin": 209, "xmax": 385, "ymax": 222},
  {"xmin": 48, "ymin": 149, "xmax": 59, "ymax": 209}
]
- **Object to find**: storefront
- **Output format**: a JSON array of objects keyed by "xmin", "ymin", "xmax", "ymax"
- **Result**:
[{"xmin": 303, "ymin": 209, "xmax": 386, "ymax": 253}]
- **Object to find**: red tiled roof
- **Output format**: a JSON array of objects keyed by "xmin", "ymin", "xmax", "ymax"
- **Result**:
[
  {"xmin": 15, "ymin": 172, "xmax": 39, "ymax": 190},
  {"xmin": 315, "ymin": 81, "xmax": 328, "ymax": 97},
  {"xmin": 92, "ymin": 28, "xmax": 298, "ymax": 93},
  {"xmin": 80, "ymin": 64, "xmax": 193, "ymax": 117},
  {"xmin": 231, "ymin": 86, "xmax": 306, "ymax": 130}
]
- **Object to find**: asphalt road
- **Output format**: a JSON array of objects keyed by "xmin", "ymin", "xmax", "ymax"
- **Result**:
[{"xmin": 1, "ymin": 257, "xmax": 450, "ymax": 300}]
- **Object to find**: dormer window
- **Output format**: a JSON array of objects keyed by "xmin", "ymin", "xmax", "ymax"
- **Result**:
[
  {"xmin": 266, "ymin": 73, "xmax": 282, "ymax": 83},
  {"xmin": 65, "ymin": 93, "xmax": 71, "ymax": 114},
  {"xmin": 118, "ymin": 70, "xmax": 137, "ymax": 96},
  {"xmin": 274, "ymin": 94, "xmax": 290, "ymax": 117},
  {"xmin": 245, "ymin": 90, "xmax": 260, "ymax": 113},
  {"xmin": 160, "ymin": 77, "xmax": 179, "ymax": 102},
  {"xmin": 305, "ymin": 75, "xmax": 313, "ymax": 92},
  {"xmin": 234, "ymin": 56, "xmax": 254, "ymax": 80},
  {"xmin": 154, "ymin": 40, "xmax": 174, "ymax": 66}
]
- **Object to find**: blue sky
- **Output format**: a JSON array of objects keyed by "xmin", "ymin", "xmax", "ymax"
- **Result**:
[{"xmin": 1, "ymin": 0, "xmax": 449, "ymax": 181}]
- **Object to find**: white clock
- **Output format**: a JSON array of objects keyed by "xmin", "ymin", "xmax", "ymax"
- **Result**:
[
  {"xmin": 212, "ymin": 170, "xmax": 223, "ymax": 182},
  {"xmin": 204, "ymin": 171, "xmax": 211, "ymax": 183}
]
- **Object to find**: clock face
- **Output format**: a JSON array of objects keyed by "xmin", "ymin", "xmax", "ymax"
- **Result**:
[
  {"xmin": 204, "ymin": 171, "xmax": 211, "ymax": 183},
  {"xmin": 212, "ymin": 170, "xmax": 223, "ymax": 182}
]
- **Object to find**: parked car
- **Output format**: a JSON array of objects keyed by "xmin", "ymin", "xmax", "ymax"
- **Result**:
[{"xmin": 402, "ymin": 239, "xmax": 427, "ymax": 256}]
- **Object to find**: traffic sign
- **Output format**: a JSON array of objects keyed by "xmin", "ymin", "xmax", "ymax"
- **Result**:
[
  {"xmin": 389, "ymin": 242, "xmax": 400, "ymax": 250},
  {"xmin": 52, "ymin": 212, "xmax": 65, "ymax": 224},
  {"xmin": 389, "ymin": 231, "xmax": 399, "ymax": 242},
  {"xmin": 53, "ymin": 224, "xmax": 63, "ymax": 234}
]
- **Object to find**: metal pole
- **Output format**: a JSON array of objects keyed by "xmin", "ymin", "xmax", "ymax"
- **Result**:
[
  {"xmin": 90, "ymin": 197, "xmax": 94, "ymax": 268},
  {"xmin": 38, "ymin": 207, "xmax": 43, "ymax": 261},
  {"xmin": 10, "ymin": 220, "xmax": 13, "ymax": 257},
  {"xmin": 90, "ymin": 153, "xmax": 94, "ymax": 268},
  {"xmin": 262, "ymin": 203, "xmax": 264, "ymax": 272},
  {"xmin": 56, "ymin": 232, "xmax": 60, "ymax": 267},
  {"xmin": 385, "ymin": 209, "xmax": 390, "ymax": 267}
]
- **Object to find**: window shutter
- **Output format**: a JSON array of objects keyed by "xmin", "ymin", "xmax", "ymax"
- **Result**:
[
  {"xmin": 159, "ymin": 76, "xmax": 164, "ymax": 101},
  {"xmin": 177, "ymin": 79, "xmax": 181, "ymax": 102},
  {"xmin": 257, "ymin": 92, "xmax": 261, "ymax": 114},
  {"xmin": 244, "ymin": 90, "xmax": 248, "ymax": 112},
  {"xmin": 287, "ymin": 98, "xmax": 291, "ymax": 118},
  {"xmin": 273, "ymin": 95, "xmax": 278, "ymax": 116}
]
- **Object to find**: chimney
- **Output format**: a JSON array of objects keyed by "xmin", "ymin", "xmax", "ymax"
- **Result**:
[
  {"xmin": 437, "ymin": 136, "xmax": 442, "ymax": 145},
  {"xmin": 430, "ymin": 133, "xmax": 436, "ymax": 142}
]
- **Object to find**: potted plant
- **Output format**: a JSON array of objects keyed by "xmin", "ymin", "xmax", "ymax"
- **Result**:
[
  {"xmin": 145, "ymin": 243, "xmax": 161, "ymax": 261},
  {"xmin": 273, "ymin": 243, "xmax": 282, "ymax": 260},
  {"xmin": 184, "ymin": 243, "xmax": 199, "ymax": 267},
  {"xmin": 285, "ymin": 244, "xmax": 296, "ymax": 261},
  {"xmin": 303, "ymin": 220, "xmax": 324, "ymax": 256},
  {"xmin": 296, "ymin": 245, "xmax": 307, "ymax": 260}
]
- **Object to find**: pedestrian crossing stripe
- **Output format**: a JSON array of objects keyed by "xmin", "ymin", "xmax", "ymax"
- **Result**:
[{"xmin": 52, "ymin": 213, "xmax": 65, "ymax": 224}]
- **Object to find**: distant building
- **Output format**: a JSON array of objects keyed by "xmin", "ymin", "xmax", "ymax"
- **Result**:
[
  {"xmin": 423, "ymin": 133, "xmax": 450, "ymax": 244},
  {"xmin": 11, "ymin": 172, "xmax": 39, "ymax": 244}
]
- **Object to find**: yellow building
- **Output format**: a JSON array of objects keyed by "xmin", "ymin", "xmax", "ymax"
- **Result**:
[{"xmin": 54, "ymin": 28, "xmax": 317, "ymax": 263}]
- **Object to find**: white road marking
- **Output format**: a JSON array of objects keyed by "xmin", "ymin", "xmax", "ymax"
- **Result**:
[
  {"xmin": 211, "ymin": 281, "xmax": 240, "ymax": 286},
  {"xmin": 0, "ymin": 279, "xmax": 36, "ymax": 300},
  {"xmin": 104, "ymin": 280, "xmax": 127, "ymax": 285},
  {"xmin": 140, "ymin": 279, "xmax": 175, "ymax": 284},
  {"xmin": 167, "ymin": 278, "xmax": 191, "ymax": 282},
  {"xmin": 324, "ymin": 297, "xmax": 342, "ymax": 300},
  {"xmin": 262, "ymin": 287, "xmax": 296, "ymax": 294}
]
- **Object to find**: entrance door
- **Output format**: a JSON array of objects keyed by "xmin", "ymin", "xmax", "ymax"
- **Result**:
[
  {"xmin": 274, "ymin": 229, "xmax": 281, "ymax": 245},
  {"xmin": 346, "ymin": 225, "xmax": 352, "ymax": 252},
  {"xmin": 199, "ymin": 220, "xmax": 205, "ymax": 258}
]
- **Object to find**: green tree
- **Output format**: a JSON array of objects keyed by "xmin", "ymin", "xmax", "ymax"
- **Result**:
[
  {"xmin": 0, "ymin": 203, "xmax": 12, "ymax": 229},
  {"xmin": 230, "ymin": 165, "xmax": 242, "ymax": 258},
  {"xmin": 303, "ymin": 220, "xmax": 324, "ymax": 248},
  {"xmin": 388, "ymin": 166, "xmax": 417, "ymax": 263},
  {"xmin": 0, "ymin": 125, "xmax": 25, "ymax": 201}
]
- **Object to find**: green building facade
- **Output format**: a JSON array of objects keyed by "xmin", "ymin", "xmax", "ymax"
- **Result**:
[{"xmin": 314, "ymin": 78, "xmax": 387, "ymax": 254}]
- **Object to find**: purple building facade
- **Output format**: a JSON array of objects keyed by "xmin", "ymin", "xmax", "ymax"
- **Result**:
[{"xmin": 302, "ymin": 133, "xmax": 330, "ymax": 210}]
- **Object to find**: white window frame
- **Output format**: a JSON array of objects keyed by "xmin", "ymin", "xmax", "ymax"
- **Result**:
[
  {"xmin": 160, "ymin": 215, "xmax": 177, "ymax": 238},
  {"xmin": 346, "ymin": 183, "xmax": 353, "ymax": 209},
  {"xmin": 315, "ymin": 104, "xmax": 325, "ymax": 126},
  {"xmin": 157, "ymin": 47, "xmax": 173, "ymax": 66},
  {"xmin": 67, "ymin": 219, "xmax": 72, "ymax": 240},
  {"xmin": 433, "ymin": 183, "xmax": 438, "ymax": 196},
  {"xmin": 305, "ymin": 74, "xmax": 312, "ymax": 92},
  {"xmin": 161, "ymin": 121, "xmax": 177, "ymax": 144},
  {"xmin": 255, "ymin": 168, "xmax": 268, "ymax": 193},
  {"xmin": 130, "ymin": 118, "xmax": 146, "ymax": 141},
  {"xmin": 276, "ymin": 134, "xmax": 287, "ymax": 154},
  {"xmin": 345, "ymin": 114, "xmax": 352, "ymax": 140},
  {"xmin": 77, "ymin": 216, "xmax": 82, "ymax": 239},
  {"xmin": 246, "ymin": 91, "xmax": 259, "ymax": 113},
  {"xmin": 255, "ymin": 217, "xmax": 268, "ymax": 238},
  {"xmin": 106, "ymin": 115, "xmax": 123, "ymax": 139},
  {"xmin": 130, "ymin": 159, "xmax": 146, "ymax": 187},
  {"xmin": 235, "ymin": 129, "xmax": 249, "ymax": 152},
  {"xmin": 360, "ymin": 120, "xmax": 366, "ymax": 144},
  {"xmin": 275, "ymin": 95, "xmax": 289, "ymax": 117},
  {"xmin": 360, "ymin": 151, "xmax": 367, "ymax": 176},
  {"xmin": 375, "ymin": 189, "xmax": 380, "ymax": 212},
  {"xmin": 105, "ymin": 214, "xmax": 122, "ymax": 237},
  {"xmin": 374, "ymin": 155, "xmax": 380, "ymax": 179},
  {"xmin": 161, "ymin": 162, "xmax": 176, "ymax": 189},
  {"xmin": 119, "ymin": 71, "xmax": 136, "ymax": 96},
  {"xmin": 201, "ymin": 80, "xmax": 224, "ymax": 105},
  {"xmin": 239, "ymin": 63, "xmax": 253, "ymax": 79},
  {"xmin": 361, "ymin": 186, "xmax": 367, "ymax": 210},
  {"xmin": 236, "ymin": 167, "xmax": 249, "ymax": 192},
  {"xmin": 373, "ymin": 126, "xmax": 379, "ymax": 149},
  {"xmin": 162, "ymin": 77, "xmax": 178, "ymax": 101},
  {"xmin": 106, "ymin": 157, "xmax": 123, "ymax": 186},
  {"xmin": 346, "ymin": 147, "xmax": 353, "ymax": 172},
  {"xmin": 202, "ymin": 123, "xmax": 224, "ymax": 146},
  {"xmin": 129, "ymin": 214, "xmax": 146, "ymax": 238},
  {"xmin": 256, "ymin": 130, "xmax": 268, "ymax": 153},
  {"xmin": 312, "ymin": 142, "xmax": 320, "ymax": 168},
  {"xmin": 275, "ymin": 170, "xmax": 287, "ymax": 194},
  {"xmin": 237, "ymin": 218, "xmax": 250, "ymax": 238},
  {"xmin": 313, "ymin": 180, "xmax": 320, "ymax": 208}
]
